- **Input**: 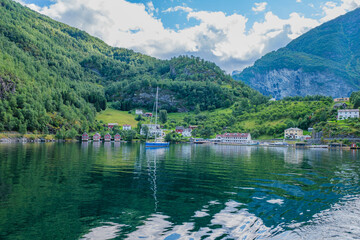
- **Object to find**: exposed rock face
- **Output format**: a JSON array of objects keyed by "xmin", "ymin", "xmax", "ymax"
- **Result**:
[
  {"xmin": 233, "ymin": 8, "xmax": 360, "ymax": 98},
  {"xmin": 0, "ymin": 76, "xmax": 16, "ymax": 99},
  {"xmin": 245, "ymin": 69, "xmax": 355, "ymax": 99},
  {"xmin": 124, "ymin": 89, "xmax": 189, "ymax": 112}
]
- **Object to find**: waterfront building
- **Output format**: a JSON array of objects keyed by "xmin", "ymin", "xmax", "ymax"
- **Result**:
[
  {"xmin": 123, "ymin": 124, "xmax": 132, "ymax": 131},
  {"xmin": 337, "ymin": 109, "xmax": 360, "ymax": 120},
  {"xmin": 93, "ymin": 133, "xmax": 101, "ymax": 142},
  {"xmin": 104, "ymin": 133, "xmax": 111, "ymax": 142},
  {"xmin": 284, "ymin": 128, "xmax": 303, "ymax": 139},
  {"xmin": 114, "ymin": 133, "xmax": 121, "ymax": 142},
  {"xmin": 216, "ymin": 133, "xmax": 251, "ymax": 143},
  {"xmin": 82, "ymin": 132, "xmax": 89, "ymax": 142}
]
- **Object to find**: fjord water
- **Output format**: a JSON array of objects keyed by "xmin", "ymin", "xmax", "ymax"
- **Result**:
[{"xmin": 1, "ymin": 143, "xmax": 360, "ymax": 239}]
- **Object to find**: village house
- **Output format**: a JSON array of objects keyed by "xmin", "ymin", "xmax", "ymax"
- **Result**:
[
  {"xmin": 144, "ymin": 112, "xmax": 153, "ymax": 117},
  {"xmin": 176, "ymin": 126, "xmax": 192, "ymax": 137},
  {"xmin": 284, "ymin": 128, "xmax": 303, "ymax": 139},
  {"xmin": 189, "ymin": 126, "xmax": 198, "ymax": 130},
  {"xmin": 182, "ymin": 128, "xmax": 192, "ymax": 137},
  {"xmin": 334, "ymin": 97, "xmax": 350, "ymax": 102},
  {"xmin": 135, "ymin": 109, "xmax": 143, "ymax": 115},
  {"xmin": 175, "ymin": 126, "xmax": 184, "ymax": 134},
  {"xmin": 107, "ymin": 123, "xmax": 118, "ymax": 130},
  {"xmin": 337, "ymin": 109, "xmax": 360, "ymax": 120},
  {"xmin": 140, "ymin": 124, "xmax": 164, "ymax": 137},
  {"xmin": 123, "ymin": 124, "xmax": 132, "ymax": 131},
  {"xmin": 333, "ymin": 103, "xmax": 347, "ymax": 109},
  {"xmin": 216, "ymin": 133, "xmax": 251, "ymax": 143}
]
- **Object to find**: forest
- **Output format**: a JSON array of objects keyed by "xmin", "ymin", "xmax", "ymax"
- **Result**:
[{"xmin": 0, "ymin": 0, "xmax": 266, "ymax": 135}]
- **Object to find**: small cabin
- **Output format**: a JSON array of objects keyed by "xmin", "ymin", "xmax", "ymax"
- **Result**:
[
  {"xmin": 144, "ymin": 113, "xmax": 153, "ymax": 117},
  {"xmin": 114, "ymin": 133, "xmax": 121, "ymax": 142},
  {"xmin": 104, "ymin": 133, "xmax": 112, "ymax": 142},
  {"xmin": 351, "ymin": 143, "xmax": 358, "ymax": 149},
  {"xmin": 93, "ymin": 133, "xmax": 101, "ymax": 142},
  {"xmin": 82, "ymin": 132, "xmax": 89, "ymax": 142}
]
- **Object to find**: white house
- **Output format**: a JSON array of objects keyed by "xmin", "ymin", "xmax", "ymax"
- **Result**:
[
  {"xmin": 135, "ymin": 109, "xmax": 143, "ymax": 115},
  {"xmin": 140, "ymin": 124, "xmax": 164, "ymax": 137},
  {"xmin": 182, "ymin": 128, "xmax": 192, "ymax": 137},
  {"xmin": 123, "ymin": 124, "xmax": 132, "ymax": 131},
  {"xmin": 216, "ymin": 133, "xmax": 251, "ymax": 143},
  {"xmin": 337, "ymin": 109, "xmax": 359, "ymax": 120}
]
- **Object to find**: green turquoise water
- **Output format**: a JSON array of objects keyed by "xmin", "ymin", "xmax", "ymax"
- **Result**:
[{"xmin": 1, "ymin": 143, "xmax": 360, "ymax": 239}]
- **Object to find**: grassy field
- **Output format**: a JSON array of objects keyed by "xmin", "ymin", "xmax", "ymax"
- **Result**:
[{"xmin": 96, "ymin": 109, "xmax": 139, "ymax": 127}]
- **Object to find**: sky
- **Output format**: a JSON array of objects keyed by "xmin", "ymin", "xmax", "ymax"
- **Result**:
[{"xmin": 15, "ymin": 0, "xmax": 360, "ymax": 73}]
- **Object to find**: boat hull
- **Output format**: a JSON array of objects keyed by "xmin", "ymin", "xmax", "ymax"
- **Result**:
[{"xmin": 145, "ymin": 142, "xmax": 170, "ymax": 147}]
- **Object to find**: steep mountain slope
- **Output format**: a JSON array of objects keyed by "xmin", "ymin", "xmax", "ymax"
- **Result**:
[
  {"xmin": 0, "ymin": 0, "xmax": 266, "ymax": 133},
  {"xmin": 233, "ymin": 8, "xmax": 360, "ymax": 99}
]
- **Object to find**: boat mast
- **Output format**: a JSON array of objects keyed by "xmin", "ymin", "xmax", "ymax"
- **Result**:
[{"xmin": 155, "ymin": 87, "xmax": 159, "ymax": 142}]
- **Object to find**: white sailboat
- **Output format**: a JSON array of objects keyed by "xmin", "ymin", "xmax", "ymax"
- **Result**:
[{"xmin": 145, "ymin": 87, "xmax": 170, "ymax": 148}]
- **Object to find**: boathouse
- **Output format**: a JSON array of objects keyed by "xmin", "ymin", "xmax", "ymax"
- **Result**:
[
  {"xmin": 114, "ymin": 133, "xmax": 121, "ymax": 142},
  {"xmin": 82, "ymin": 132, "xmax": 89, "ymax": 142},
  {"xmin": 93, "ymin": 133, "xmax": 101, "ymax": 142},
  {"xmin": 104, "ymin": 133, "xmax": 111, "ymax": 142}
]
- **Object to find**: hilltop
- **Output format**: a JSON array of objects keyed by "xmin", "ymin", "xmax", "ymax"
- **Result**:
[{"xmin": 233, "ymin": 8, "xmax": 360, "ymax": 99}]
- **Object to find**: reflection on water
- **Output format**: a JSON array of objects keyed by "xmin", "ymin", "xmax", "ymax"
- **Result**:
[{"xmin": 0, "ymin": 143, "xmax": 360, "ymax": 239}]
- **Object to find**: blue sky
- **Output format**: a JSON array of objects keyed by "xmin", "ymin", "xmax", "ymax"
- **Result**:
[{"xmin": 17, "ymin": 0, "xmax": 360, "ymax": 72}]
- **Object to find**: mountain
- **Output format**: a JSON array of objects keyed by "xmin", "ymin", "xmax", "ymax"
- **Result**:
[
  {"xmin": 0, "ymin": 0, "xmax": 266, "ymax": 133},
  {"xmin": 233, "ymin": 8, "xmax": 360, "ymax": 99}
]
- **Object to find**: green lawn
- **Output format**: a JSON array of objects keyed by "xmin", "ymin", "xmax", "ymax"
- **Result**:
[{"xmin": 96, "ymin": 109, "xmax": 138, "ymax": 127}]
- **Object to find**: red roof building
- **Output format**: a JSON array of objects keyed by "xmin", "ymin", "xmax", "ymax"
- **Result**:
[
  {"xmin": 93, "ymin": 133, "xmax": 101, "ymax": 142},
  {"xmin": 104, "ymin": 133, "xmax": 112, "ymax": 142},
  {"xmin": 82, "ymin": 132, "xmax": 89, "ymax": 142},
  {"xmin": 114, "ymin": 133, "xmax": 121, "ymax": 142}
]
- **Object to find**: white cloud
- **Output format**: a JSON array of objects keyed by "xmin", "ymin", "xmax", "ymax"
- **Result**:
[
  {"xmin": 252, "ymin": 2, "xmax": 268, "ymax": 12},
  {"xmin": 296, "ymin": 0, "xmax": 302, "ymax": 3},
  {"xmin": 163, "ymin": 6, "xmax": 193, "ymax": 13},
  {"xmin": 17, "ymin": 0, "xmax": 355, "ymax": 72},
  {"xmin": 321, "ymin": 0, "xmax": 360, "ymax": 22}
]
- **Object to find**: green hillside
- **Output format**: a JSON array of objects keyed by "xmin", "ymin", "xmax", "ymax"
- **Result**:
[{"xmin": 0, "ymin": 0, "xmax": 266, "ymax": 134}]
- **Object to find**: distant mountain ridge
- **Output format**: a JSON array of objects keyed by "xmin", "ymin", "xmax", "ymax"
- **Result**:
[{"xmin": 233, "ymin": 8, "xmax": 360, "ymax": 99}]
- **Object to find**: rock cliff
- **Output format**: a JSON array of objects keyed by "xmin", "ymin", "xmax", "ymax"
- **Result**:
[{"xmin": 233, "ymin": 8, "xmax": 360, "ymax": 98}]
